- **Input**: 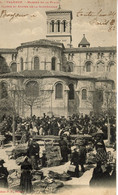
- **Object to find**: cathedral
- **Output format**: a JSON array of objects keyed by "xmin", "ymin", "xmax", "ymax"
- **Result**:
[{"xmin": 0, "ymin": 7, "xmax": 116, "ymax": 118}]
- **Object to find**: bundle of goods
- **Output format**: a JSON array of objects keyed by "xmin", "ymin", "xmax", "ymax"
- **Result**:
[
  {"xmin": 0, "ymin": 134, "xmax": 5, "ymax": 142},
  {"xmin": 74, "ymin": 135, "xmax": 92, "ymax": 146},
  {"xmin": 86, "ymin": 152, "xmax": 96, "ymax": 164},
  {"xmin": 45, "ymin": 143, "xmax": 62, "ymax": 167},
  {"xmin": 107, "ymin": 151, "xmax": 114, "ymax": 164},
  {"xmin": 33, "ymin": 177, "xmax": 64, "ymax": 194},
  {"xmin": 34, "ymin": 135, "xmax": 60, "ymax": 143},
  {"xmin": 16, "ymin": 156, "xmax": 26, "ymax": 165},
  {"xmin": 6, "ymin": 150, "xmax": 14, "ymax": 159},
  {"xmin": 12, "ymin": 144, "xmax": 28, "ymax": 159},
  {"xmin": 32, "ymin": 170, "xmax": 43, "ymax": 181},
  {"xmin": 8, "ymin": 169, "xmax": 21, "ymax": 188},
  {"xmin": 48, "ymin": 171, "xmax": 71, "ymax": 181},
  {"xmin": 48, "ymin": 171, "xmax": 60, "ymax": 180},
  {"xmin": 59, "ymin": 172, "xmax": 71, "ymax": 181}
]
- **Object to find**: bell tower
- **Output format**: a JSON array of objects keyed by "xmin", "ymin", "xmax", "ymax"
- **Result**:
[{"xmin": 46, "ymin": 6, "xmax": 73, "ymax": 48}]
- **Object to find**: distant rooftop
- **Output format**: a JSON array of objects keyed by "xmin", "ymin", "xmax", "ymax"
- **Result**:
[
  {"xmin": 0, "ymin": 48, "xmax": 17, "ymax": 54},
  {"xmin": 78, "ymin": 34, "xmax": 90, "ymax": 48},
  {"xmin": 0, "ymin": 70, "xmax": 96, "ymax": 80},
  {"xmin": 45, "ymin": 7, "xmax": 73, "ymax": 20},
  {"xmin": 64, "ymin": 46, "xmax": 116, "ymax": 53},
  {"xmin": 17, "ymin": 39, "xmax": 64, "ymax": 49},
  {"xmin": 0, "ymin": 70, "xmax": 114, "ymax": 82}
]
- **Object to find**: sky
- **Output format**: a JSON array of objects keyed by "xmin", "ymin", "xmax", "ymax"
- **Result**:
[{"xmin": 0, "ymin": 0, "xmax": 116, "ymax": 48}]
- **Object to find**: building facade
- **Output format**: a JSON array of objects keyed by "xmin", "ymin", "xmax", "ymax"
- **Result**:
[{"xmin": 0, "ymin": 7, "xmax": 116, "ymax": 118}]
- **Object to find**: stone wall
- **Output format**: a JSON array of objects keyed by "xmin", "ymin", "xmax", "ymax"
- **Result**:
[
  {"xmin": 17, "ymin": 45, "xmax": 63, "ymax": 72},
  {"xmin": 0, "ymin": 76, "xmax": 115, "ymax": 117},
  {"xmin": 0, "ymin": 53, "xmax": 16, "ymax": 70},
  {"xmin": 76, "ymin": 80, "xmax": 95, "ymax": 115},
  {"xmin": 64, "ymin": 51, "xmax": 116, "ymax": 77}
]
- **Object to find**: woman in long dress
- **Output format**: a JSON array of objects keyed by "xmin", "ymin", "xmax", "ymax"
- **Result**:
[{"xmin": 20, "ymin": 157, "xmax": 32, "ymax": 193}]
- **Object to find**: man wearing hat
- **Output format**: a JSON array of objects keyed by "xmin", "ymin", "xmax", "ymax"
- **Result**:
[
  {"xmin": 27, "ymin": 140, "xmax": 40, "ymax": 169},
  {"xmin": 0, "ymin": 159, "xmax": 9, "ymax": 188},
  {"xmin": 70, "ymin": 147, "xmax": 80, "ymax": 177},
  {"xmin": 59, "ymin": 136, "xmax": 69, "ymax": 163},
  {"xmin": 78, "ymin": 143, "xmax": 87, "ymax": 172}
]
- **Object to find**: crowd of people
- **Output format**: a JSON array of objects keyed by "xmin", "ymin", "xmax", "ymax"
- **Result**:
[
  {"xmin": 0, "ymin": 113, "xmax": 116, "ymax": 193},
  {"xmin": 0, "ymin": 113, "xmax": 116, "ymax": 144}
]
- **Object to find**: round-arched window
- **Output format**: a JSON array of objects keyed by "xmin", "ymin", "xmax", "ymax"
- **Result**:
[
  {"xmin": 82, "ymin": 89, "xmax": 87, "ymax": 100},
  {"xmin": 11, "ymin": 62, "xmax": 17, "ymax": 72},
  {"xmin": 96, "ymin": 61, "xmax": 105, "ymax": 72},
  {"xmin": 85, "ymin": 61, "xmax": 92, "ymax": 72},
  {"xmin": 69, "ymin": 84, "xmax": 74, "ymax": 100},
  {"xmin": 34, "ymin": 57, "xmax": 39, "ymax": 70},
  {"xmin": 108, "ymin": 61, "xmax": 115, "ymax": 71},
  {"xmin": 55, "ymin": 83, "xmax": 63, "ymax": 99},
  {"xmin": 0, "ymin": 56, "xmax": 10, "ymax": 73},
  {"xmin": 20, "ymin": 58, "xmax": 23, "ymax": 71},
  {"xmin": 25, "ymin": 81, "xmax": 39, "ymax": 98},
  {"xmin": 51, "ymin": 57, "xmax": 56, "ymax": 71}
]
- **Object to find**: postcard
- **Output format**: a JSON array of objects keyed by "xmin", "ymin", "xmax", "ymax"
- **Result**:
[{"xmin": 0, "ymin": 0, "xmax": 116, "ymax": 194}]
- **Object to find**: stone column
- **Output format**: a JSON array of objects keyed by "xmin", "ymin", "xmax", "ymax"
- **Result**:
[
  {"xmin": 54, "ymin": 20, "xmax": 56, "ymax": 33},
  {"xmin": 47, "ymin": 21, "xmax": 49, "ymax": 33},
  {"xmin": 61, "ymin": 21, "xmax": 63, "ymax": 33}
]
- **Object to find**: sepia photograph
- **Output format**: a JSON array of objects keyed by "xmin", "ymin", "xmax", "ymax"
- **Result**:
[{"xmin": 0, "ymin": 0, "xmax": 116, "ymax": 194}]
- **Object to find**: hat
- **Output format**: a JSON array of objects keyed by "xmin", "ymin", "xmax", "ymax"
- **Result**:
[
  {"xmin": 97, "ymin": 129, "xmax": 103, "ymax": 134},
  {"xmin": 24, "ymin": 156, "xmax": 29, "ymax": 161},
  {"xmin": 71, "ymin": 146, "xmax": 76, "ymax": 151},
  {"xmin": 97, "ymin": 142, "xmax": 103, "ymax": 146}
]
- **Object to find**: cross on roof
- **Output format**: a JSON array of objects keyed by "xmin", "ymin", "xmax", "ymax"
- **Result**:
[{"xmin": 58, "ymin": 0, "xmax": 61, "ymax": 9}]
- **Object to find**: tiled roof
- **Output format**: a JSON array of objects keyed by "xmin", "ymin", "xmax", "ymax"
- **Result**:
[
  {"xmin": 0, "ymin": 70, "xmax": 96, "ymax": 80},
  {"xmin": 0, "ymin": 70, "xmax": 114, "ymax": 82},
  {"xmin": 78, "ymin": 34, "xmax": 90, "ymax": 47},
  {"xmin": 17, "ymin": 39, "xmax": 64, "ymax": 49},
  {"xmin": 0, "ymin": 72, "xmax": 24, "ymax": 78},
  {"xmin": 0, "ymin": 49, "xmax": 17, "ymax": 54},
  {"xmin": 64, "ymin": 46, "xmax": 116, "ymax": 53},
  {"xmin": 20, "ymin": 70, "xmax": 96, "ymax": 80}
]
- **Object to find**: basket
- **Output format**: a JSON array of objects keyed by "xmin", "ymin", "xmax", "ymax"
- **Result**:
[{"xmin": 68, "ymin": 165, "xmax": 76, "ymax": 172}]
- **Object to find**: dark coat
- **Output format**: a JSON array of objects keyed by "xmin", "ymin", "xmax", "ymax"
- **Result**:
[
  {"xmin": 70, "ymin": 151, "xmax": 80, "ymax": 177},
  {"xmin": 78, "ymin": 146, "xmax": 86, "ymax": 165},
  {"xmin": 20, "ymin": 160, "xmax": 32, "ymax": 193},
  {"xmin": 27, "ymin": 142, "xmax": 39, "ymax": 157},
  {"xmin": 90, "ymin": 166, "xmax": 103, "ymax": 187},
  {"xmin": 71, "ymin": 151, "xmax": 79, "ymax": 165},
  {"xmin": 59, "ymin": 139, "xmax": 69, "ymax": 162},
  {"xmin": 0, "ymin": 166, "xmax": 9, "ymax": 188}
]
